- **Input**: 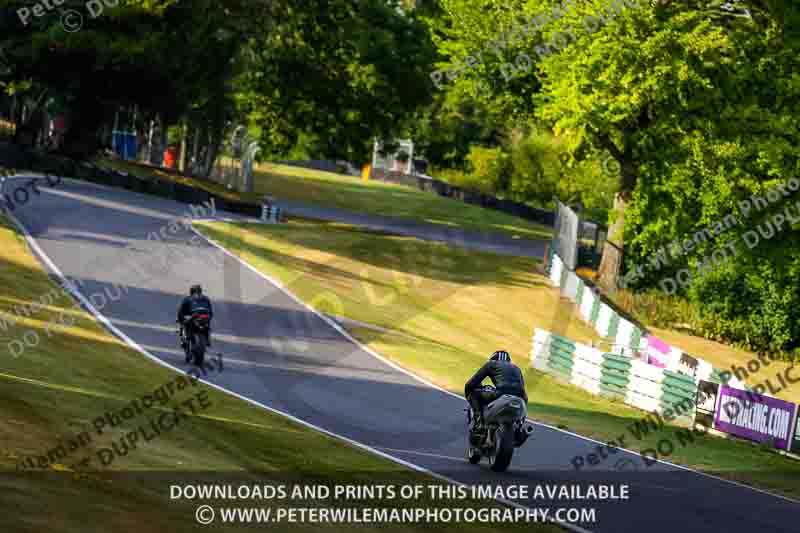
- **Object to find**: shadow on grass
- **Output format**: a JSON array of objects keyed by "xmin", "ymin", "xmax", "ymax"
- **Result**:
[{"xmin": 200, "ymin": 219, "xmax": 547, "ymax": 290}]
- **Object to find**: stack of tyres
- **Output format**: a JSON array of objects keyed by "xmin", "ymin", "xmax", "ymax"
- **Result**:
[
  {"xmin": 530, "ymin": 329, "xmax": 551, "ymax": 371},
  {"xmin": 547, "ymin": 335, "xmax": 576, "ymax": 381},
  {"xmin": 109, "ymin": 171, "xmax": 127, "ymax": 189},
  {"xmin": 614, "ymin": 319, "xmax": 644, "ymax": 358},
  {"xmin": 588, "ymin": 295, "xmax": 601, "ymax": 326},
  {"xmin": 120, "ymin": 173, "xmax": 136, "ymax": 191},
  {"xmin": 579, "ymin": 284, "xmax": 596, "ymax": 323},
  {"xmin": 89, "ymin": 166, "xmax": 110, "ymax": 185},
  {"xmin": 575, "ymin": 278, "xmax": 585, "ymax": 306},
  {"xmin": 600, "ymin": 353, "xmax": 631, "ymax": 401},
  {"xmin": 625, "ymin": 359, "xmax": 664, "ymax": 412},
  {"xmin": 549, "ymin": 253, "xmax": 564, "ymax": 287},
  {"xmin": 660, "ymin": 370, "xmax": 698, "ymax": 424},
  {"xmin": 594, "ymin": 302, "xmax": 615, "ymax": 337},
  {"xmin": 571, "ymin": 344, "xmax": 604, "ymax": 395},
  {"xmin": 707, "ymin": 368, "xmax": 729, "ymax": 385}
]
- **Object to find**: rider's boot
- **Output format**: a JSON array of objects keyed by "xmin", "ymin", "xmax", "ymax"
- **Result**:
[{"xmin": 471, "ymin": 411, "xmax": 485, "ymax": 433}]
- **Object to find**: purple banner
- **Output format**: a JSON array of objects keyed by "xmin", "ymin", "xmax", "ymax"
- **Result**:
[{"xmin": 713, "ymin": 386, "xmax": 797, "ymax": 450}]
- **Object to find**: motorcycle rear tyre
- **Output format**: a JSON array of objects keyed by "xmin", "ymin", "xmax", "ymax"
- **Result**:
[
  {"xmin": 192, "ymin": 333, "xmax": 206, "ymax": 367},
  {"xmin": 489, "ymin": 423, "xmax": 514, "ymax": 472}
]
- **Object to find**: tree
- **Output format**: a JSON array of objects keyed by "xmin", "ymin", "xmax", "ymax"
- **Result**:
[
  {"xmin": 529, "ymin": 0, "xmax": 774, "ymax": 289},
  {"xmin": 0, "ymin": 0, "xmax": 271, "ymax": 159},
  {"xmin": 235, "ymin": 0, "xmax": 436, "ymax": 165}
]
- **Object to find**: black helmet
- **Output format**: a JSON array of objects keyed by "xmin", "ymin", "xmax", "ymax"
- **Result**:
[
  {"xmin": 491, "ymin": 350, "xmax": 511, "ymax": 363},
  {"xmin": 190, "ymin": 284, "xmax": 202, "ymax": 296}
]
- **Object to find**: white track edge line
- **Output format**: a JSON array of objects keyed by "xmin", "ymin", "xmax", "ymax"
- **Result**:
[
  {"xmin": 2, "ymin": 207, "xmax": 588, "ymax": 533},
  {"xmin": 192, "ymin": 224, "xmax": 800, "ymax": 508}
]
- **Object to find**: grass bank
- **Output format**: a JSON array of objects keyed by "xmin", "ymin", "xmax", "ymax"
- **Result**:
[
  {"xmin": 0, "ymin": 213, "xmax": 558, "ymax": 533},
  {"xmin": 97, "ymin": 158, "xmax": 553, "ymax": 241},
  {"xmin": 194, "ymin": 219, "xmax": 800, "ymax": 500}
]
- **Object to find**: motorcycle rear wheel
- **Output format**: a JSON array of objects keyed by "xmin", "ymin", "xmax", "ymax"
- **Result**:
[
  {"xmin": 488, "ymin": 423, "xmax": 514, "ymax": 472},
  {"xmin": 191, "ymin": 333, "xmax": 206, "ymax": 367}
]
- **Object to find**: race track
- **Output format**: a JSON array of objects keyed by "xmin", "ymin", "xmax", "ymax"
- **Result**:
[
  {"xmin": 6, "ymin": 177, "xmax": 799, "ymax": 532},
  {"xmin": 275, "ymin": 199, "xmax": 547, "ymax": 258}
]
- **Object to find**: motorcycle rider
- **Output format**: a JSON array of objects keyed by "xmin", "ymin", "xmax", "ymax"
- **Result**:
[
  {"xmin": 177, "ymin": 284, "xmax": 213, "ymax": 349},
  {"xmin": 464, "ymin": 350, "xmax": 528, "ymax": 433}
]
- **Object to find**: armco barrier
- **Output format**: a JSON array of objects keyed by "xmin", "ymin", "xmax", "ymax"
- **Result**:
[
  {"xmin": 68, "ymin": 160, "xmax": 266, "ymax": 220},
  {"xmin": 128, "ymin": 175, "xmax": 146, "ymax": 193},
  {"xmin": 368, "ymin": 168, "xmax": 555, "ymax": 226},
  {"xmin": 148, "ymin": 177, "xmax": 175, "ymax": 199},
  {"xmin": 173, "ymin": 182, "xmax": 211, "ymax": 204},
  {"xmin": 547, "ymin": 251, "xmax": 757, "ymax": 404}
]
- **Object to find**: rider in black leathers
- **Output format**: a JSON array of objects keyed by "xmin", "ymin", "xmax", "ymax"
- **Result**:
[
  {"xmin": 464, "ymin": 350, "xmax": 528, "ymax": 431},
  {"xmin": 177, "ymin": 285, "xmax": 213, "ymax": 347}
]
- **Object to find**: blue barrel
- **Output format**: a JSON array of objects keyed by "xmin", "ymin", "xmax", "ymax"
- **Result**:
[
  {"xmin": 111, "ymin": 130, "xmax": 126, "ymax": 157},
  {"xmin": 124, "ymin": 133, "xmax": 137, "ymax": 160}
]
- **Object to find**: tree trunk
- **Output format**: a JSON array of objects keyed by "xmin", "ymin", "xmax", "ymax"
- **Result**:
[
  {"xmin": 13, "ymin": 90, "xmax": 48, "ymax": 148},
  {"xmin": 60, "ymin": 94, "xmax": 107, "ymax": 159},
  {"xmin": 596, "ymin": 123, "xmax": 641, "ymax": 291},
  {"xmin": 597, "ymin": 192, "xmax": 627, "ymax": 291},
  {"xmin": 191, "ymin": 125, "xmax": 200, "ymax": 173},
  {"xmin": 202, "ymin": 127, "xmax": 222, "ymax": 179},
  {"xmin": 179, "ymin": 119, "xmax": 188, "ymax": 173}
]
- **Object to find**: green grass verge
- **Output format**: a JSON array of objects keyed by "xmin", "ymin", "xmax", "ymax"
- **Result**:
[
  {"xmin": 97, "ymin": 158, "xmax": 554, "ymax": 241},
  {"xmin": 194, "ymin": 219, "xmax": 800, "ymax": 500},
  {"xmin": 0, "ymin": 214, "xmax": 559, "ymax": 533}
]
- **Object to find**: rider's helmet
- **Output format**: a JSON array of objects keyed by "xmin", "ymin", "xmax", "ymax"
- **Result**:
[
  {"xmin": 190, "ymin": 284, "xmax": 203, "ymax": 296},
  {"xmin": 490, "ymin": 350, "xmax": 511, "ymax": 363}
]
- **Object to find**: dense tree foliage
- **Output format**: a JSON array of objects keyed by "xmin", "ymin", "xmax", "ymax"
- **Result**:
[
  {"xmin": 236, "ymin": 0, "xmax": 436, "ymax": 165},
  {"xmin": 0, "ymin": 0, "xmax": 433, "ymax": 165},
  {"xmin": 428, "ymin": 0, "xmax": 800, "ymax": 355}
]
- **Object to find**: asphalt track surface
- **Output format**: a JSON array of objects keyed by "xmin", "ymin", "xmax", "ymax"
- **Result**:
[
  {"xmin": 275, "ymin": 199, "xmax": 547, "ymax": 259},
  {"xmin": 5, "ymin": 176, "xmax": 800, "ymax": 532}
]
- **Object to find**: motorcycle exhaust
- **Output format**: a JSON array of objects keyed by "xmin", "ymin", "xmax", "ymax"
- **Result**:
[{"xmin": 514, "ymin": 423, "xmax": 535, "ymax": 447}]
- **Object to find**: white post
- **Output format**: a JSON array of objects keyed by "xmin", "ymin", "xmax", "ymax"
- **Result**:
[{"xmin": 146, "ymin": 119, "xmax": 155, "ymax": 163}]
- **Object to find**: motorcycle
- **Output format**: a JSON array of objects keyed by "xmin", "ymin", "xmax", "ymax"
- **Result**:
[
  {"xmin": 178, "ymin": 312, "xmax": 210, "ymax": 367},
  {"xmin": 465, "ymin": 385, "xmax": 535, "ymax": 472}
]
